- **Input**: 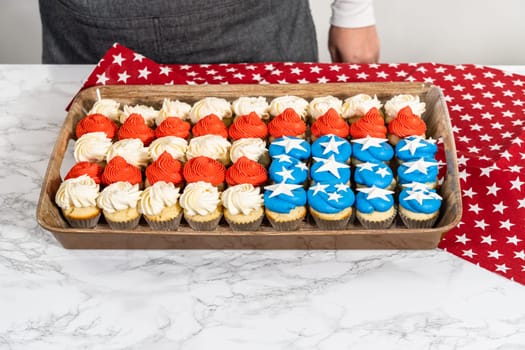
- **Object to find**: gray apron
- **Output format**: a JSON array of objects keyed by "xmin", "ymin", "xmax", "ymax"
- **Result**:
[{"xmin": 39, "ymin": 0, "xmax": 318, "ymax": 64}]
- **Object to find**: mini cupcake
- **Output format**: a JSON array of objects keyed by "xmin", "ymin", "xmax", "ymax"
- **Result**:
[
  {"xmin": 268, "ymin": 136, "xmax": 311, "ymax": 162},
  {"xmin": 148, "ymin": 135, "xmax": 188, "ymax": 163},
  {"xmin": 225, "ymin": 156, "xmax": 268, "ymax": 187},
  {"xmin": 268, "ymin": 156, "xmax": 308, "ymax": 185},
  {"xmin": 189, "ymin": 97, "xmax": 232, "ymax": 126},
  {"xmin": 101, "ymin": 156, "xmax": 143, "ymax": 187},
  {"xmin": 228, "ymin": 112, "xmax": 268, "ymax": 141},
  {"xmin": 156, "ymin": 98, "xmax": 191, "ymax": 125},
  {"xmin": 87, "ymin": 98, "xmax": 121, "ymax": 122},
  {"xmin": 138, "ymin": 181, "xmax": 183, "ymax": 230},
  {"xmin": 75, "ymin": 113, "xmax": 118, "ymax": 139},
  {"xmin": 269, "ymin": 95, "xmax": 309, "ymax": 120},
  {"xmin": 355, "ymin": 186, "xmax": 397, "ymax": 229},
  {"xmin": 183, "ymin": 156, "xmax": 226, "ymax": 189},
  {"xmin": 395, "ymin": 136, "xmax": 437, "ymax": 164},
  {"xmin": 230, "ymin": 138, "xmax": 270, "ymax": 167},
  {"xmin": 107, "ymin": 138, "xmax": 150, "ymax": 169},
  {"xmin": 310, "ymin": 108, "xmax": 350, "ymax": 141},
  {"xmin": 387, "ymin": 106, "xmax": 427, "ymax": 146},
  {"xmin": 120, "ymin": 104, "xmax": 159, "ymax": 127},
  {"xmin": 231, "ymin": 96, "xmax": 270, "ymax": 121},
  {"xmin": 308, "ymin": 95, "xmax": 343, "ymax": 122},
  {"xmin": 74, "ymin": 131, "xmax": 112, "ymax": 165},
  {"xmin": 117, "ymin": 113, "xmax": 155, "ymax": 146},
  {"xmin": 154, "ymin": 116, "xmax": 191, "ymax": 140},
  {"xmin": 222, "ymin": 183, "xmax": 265, "ymax": 231},
  {"xmin": 341, "ymin": 93, "xmax": 383, "ymax": 124},
  {"xmin": 384, "ymin": 94, "xmax": 426, "ymax": 124},
  {"xmin": 264, "ymin": 182, "xmax": 307, "ymax": 231},
  {"xmin": 96, "ymin": 181, "xmax": 142, "ymax": 230},
  {"xmin": 191, "ymin": 114, "xmax": 229, "ymax": 138},
  {"xmin": 179, "ymin": 181, "xmax": 223, "ymax": 231},
  {"xmin": 311, "ymin": 135, "xmax": 351, "ymax": 164},
  {"xmin": 310, "ymin": 155, "xmax": 351, "ymax": 184},
  {"xmin": 354, "ymin": 162, "xmax": 396, "ymax": 190},
  {"xmin": 398, "ymin": 183, "xmax": 442, "ymax": 228},
  {"xmin": 351, "ymin": 136, "xmax": 394, "ymax": 165},
  {"xmin": 308, "ymin": 182, "xmax": 355, "ymax": 230},
  {"xmin": 55, "ymin": 175, "xmax": 101, "ymax": 228},
  {"xmin": 349, "ymin": 107, "xmax": 387, "ymax": 139},
  {"xmin": 186, "ymin": 134, "xmax": 231, "ymax": 166},
  {"xmin": 397, "ymin": 157, "xmax": 439, "ymax": 189},
  {"xmin": 64, "ymin": 161, "xmax": 102, "ymax": 184},
  {"xmin": 267, "ymin": 108, "xmax": 307, "ymax": 142},
  {"xmin": 145, "ymin": 151, "xmax": 184, "ymax": 187}
]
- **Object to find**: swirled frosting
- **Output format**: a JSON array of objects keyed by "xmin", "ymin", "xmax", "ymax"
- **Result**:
[
  {"xmin": 268, "ymin": 136, "xmax": 311, "ymax": 161},
  {"xmin": 387, "ymin": 106, "xmax": 427, "ymax": 139},
  {"xmin": 189, "ymin": 97, "xmax": 232, "ymax": 124},
  {"xmin": 145, "ymin": 151, "xmax": 184, "ymax": 186},
  {"xmin": 311, "ymin": 135, "xmax": 351, "ymax": 163},
  {"xmin": 55, "ymin": 175, "xmax": 99, "ymax": 209},
  {"xmin": 138, "ymin": 181, "xmax": 181, "ymax": 216},
  {"xmin": 157, "ymin": 98, "xmax": 191, "ymax": 124},
  {"xmin": 397, "ymin": 158, "xmax": 438, "ymax": 186},
  {"xmin": 349, "ymin": 107, "xmax": 387, "ymax": 139},
  {"xmin": 87, "ymin": 99, "xmax": 121, "ymax": 122},
  {"xmin": 154, "ymin": 116, "xmax": 191, "ymax": 139},
  {"xmin": 351, "ymin": 137, "xmax": 394, "ymax": 163},
  {"xmin": 355, "ymin": 187, "xmax": 395, "ymax": 214},
  {"xmin": 269, "ymin": 95, "xmax": 308, "ymax": 119},
  {"xmin": 221, "ymin": 183, "xmax": 263, "ymax": 215},
  {"xmin": 268, "ymin": 108, "xmax": 307, "ymax": 138},
  {"xmin": 96, "ymin": 181, "xmax": 141, "ymax": 213},
  {"xmin": 354, "ymin": 162, "xmax": 394, "ymax": 188},
  {"xmin": 395, "ymin": 136, "xmax": 438, "ymax": 162},
  {"xmin": 107, "ymin": 138, "xmax": 149, "ymax": 168},
  {"xmin": 307, "ymin": 182, "xmax": 355, "ymax": 214},
  {"xmin": 117, "ymin": 113, "xmax": 155, "ymax": 146},
  {"xmin": 268, "ymin": 156, "xmax": 308, "ymax": 184},
  {"xmin": 341, "ymin": 94, "xmax": 383, "ymax": 119},
  {"xmin": 230, "ymin": 138, "xmax": 268, "ymax": 164},
  {"xmin": 399, "ymin": 185, "xmax": 442, "ymax": 214},
  {"xmin": 119, "ymin": 104, "xmax": 159, "ymax": 127},
  {"xmin": 225, "ymin": 156, "xmax": 268, "ymax": 186},
  {"xmin": 186, "ymin": 135, "xmax": 231, "ymax": 165},
  {"xmin": 310, "ymin": 108, "xmax": 350, "ymax": 139},
  {"xmin": 228, "ymin": 112, "xmax": 268, "ymax": 140},
  {"xmin": 263, "ymin": 183, "xmax": 307, "ymax": 214},
  {"xmin": 76, "ymin": 113, "xmax": 118, "ymax": 139},
  {"xmin": 101, "ymin": 156, "xmax": 142, "ymax": 186},
  {"xmin": 183, "ymin": 156, "xmax": 226, "ymax": 186},
  {"xmin": 232, "ymin": 96, "xmax": 270, "ymax": 120},
  {"xmin": 74, "ymin": 131, "xmax": 112, "ymax": 163},
  {"xmin": 191, "ymin": 114, "xmax": 228, "ymax": 138},
  {"xmin": 64, "ymin": 162, "xmax": 102, "ymax": 184},
  {"xmin": 148, "ymin": 136, "xmax": 188, "ymax": 163},
  {"xmin": 384, "ymin": 94, "xmax": 426, "ymax": 122},
  {"xmin": 310, "ymin": 155, "xmax": 351, "ymax": 183},
  {"xmin": 308, "ymin": 95, "xmax": 343, "ymax": 120},
  {"xmin": 179, "ymin": 181, "xmax": 221, "ymax": 216}
]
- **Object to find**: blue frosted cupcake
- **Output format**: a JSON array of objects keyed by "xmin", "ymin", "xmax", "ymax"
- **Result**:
[
  {"xmin": 308, "ymin": 182, "xmax": 355, "ymax": 230},
  {"xmin": 351, "ymin": 136, "xmax": 394, "ymax": 165},
  {"xmin": 310, "ymin": 155, "xmax": 351, "ymax": 184},
  {"xmin": 355, "ymin": 186, "xmax": 397, "ymax": 229},
  {"xmin": 268, "ymin": 156, "xmax": 308, "ymax": 185},
  {"xmin": 354, "ymin": 162, "xmax": 396, "ymax": 190},
  {"xmin": 395, "ymin": 136, "xmax": 438, "ymax": 164},
  {"xmin": 398, "ymin": 183, "xmax": 442, "ymax": 228},
  {"xmin": 397, "ymin": 157, "xmax": 439, "ymax": 189},
  {"xmin": 311, "ymin": 135, "xmax": 352, "ymax": 164},
  {"xmin": 264, "ymin": 182, "xmax": 307, "ymax": 231},
  {"xmin": 268, "ymin": 136, "xmax": 311, "ymax": 161}
]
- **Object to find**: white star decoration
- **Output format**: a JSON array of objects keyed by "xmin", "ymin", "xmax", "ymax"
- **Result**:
[
  {"xmin": 319, "ymin": 135, "xmax": 346, "ymax": 155},
  {"xmin": 357, "ymin": 186, "xmax": 394, "ymax": 201},
  {"xmin": 275, "ymin": 166, "xmax": 295, "ymax": 182},
  {"xmin": 264, "ymin": 183, "xmax": 302, "ymax": 198},
  {"xmin": 398, "ymin": 136, "xmax": 434, "ymax": 155},
  {"xmin": 272, "ymin": 154, "xmax": 293, "ymax": 163},
  {"xmin": 356, "ymin": 162, "xmax": 377, "ymax": 172},
  {"xmin": 351, "ymin": 136, "xmax": 389, "ymax": 150},
  {"xmin": 272, "ymin": 136, "xmax": 307, "ymax": 154},
  {"xmin": 312, "ymin": 155, "xmax": 349, "ymax": 179},
  {"xmin": 402, "ymin": 158, "xmax": 438, "ymax": 175},
  {"xmin": 310, "ymin": 182, "xmax": 329, "ymax": 196}
]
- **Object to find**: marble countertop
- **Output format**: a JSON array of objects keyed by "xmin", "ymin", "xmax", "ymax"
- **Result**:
[{"xmin": 1, "ymin": 65, "xmax": 525, "ymax": 350}]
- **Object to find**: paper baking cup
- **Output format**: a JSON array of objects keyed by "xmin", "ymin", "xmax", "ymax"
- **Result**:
[
  {"xmin": 106, "ymin": 215, "xmax": 141, "ymax": 230},
  {"xmin": 357, "ymin": 207, "xmax": 397, "ymax": 230},
  {"xmin": 311, "ymin": 210, "xmax": 355, "ymax": 231},
  {"xmin": 399, "ymin": 210, "xmax": 438, "ymax": 229},
  {"xmin": 185, "ymin": 214, "xmax": 223, "ymax": 231},
  {"xmin": 145, "ymin": 213, "xmax": 183, "ymax": 231},
  {"xmin": 66, "ymin": 213, "xmax": 101, "ymax": 229},
  {"xmin": 267, "ymin": 217, "xmax": 303, "ymax": 231}
]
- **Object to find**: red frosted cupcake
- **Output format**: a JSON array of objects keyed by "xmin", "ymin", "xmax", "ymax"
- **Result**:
[
  {"xmin": 349, "ymin": 107, "xmax": 387, "ymax": 139},
  {"xmin": 387, "ymin": 106, "xmax": 427, "ymax": 145},
  {"xmin": 183, "ymin": 156, "xmax": 226, "ymax": 189},
  {"xmin": 228, "ymin": 112, "xmax": 268, "ymax": 141},
  {"xmin": 101, "ymin": 156, "xmax": 142, "ymax": 187},
  {"xmin": 145, "ymin": 151, "xmax": 184, "ymax": 187},
  {"xmin": 118, "ymin": 113, "xmax": 155, "ymax": 146},
  {"xmin": 64, "ymin": 161, "xmax": 103, "ymax": 184},
  {"xmin": 76, "ymin": 113, "xmax": 118, "ymax": 139},
  {"xmin": 154, "ymin": 116, "xmax": 191, "ymax": 139},
  {"xmin": 310, "ymin": 108, "xmax": 349, "ymax": 141},
  {"xmin": 225, "ymin": 156, "xmax": 268, "ymax": 187},
  {"xmin": 191, "ymin": 114, "xmax": 228, "ymax": 138},
  {"xmin": 267, "ymin": 108, "xmax": 307, "ymax": 141}
]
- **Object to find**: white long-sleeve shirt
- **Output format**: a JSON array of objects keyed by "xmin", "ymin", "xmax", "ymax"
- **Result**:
[{"xmin": 331, "ymin": 0, "xmax": 376, "ymax": 28}]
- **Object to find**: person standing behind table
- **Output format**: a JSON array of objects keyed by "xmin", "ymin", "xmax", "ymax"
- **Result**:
[{"xmin": 39, "ymin": 0, "xmax": 379, "ymax": 64}]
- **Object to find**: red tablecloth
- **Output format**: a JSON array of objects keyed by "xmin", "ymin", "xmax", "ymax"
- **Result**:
[{"xmin": 77, "ymin": 43, "xmax": 525, "ymax": 285}]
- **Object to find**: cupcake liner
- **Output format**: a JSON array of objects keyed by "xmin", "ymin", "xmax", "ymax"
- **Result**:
[
  {"xmin": 185, "ymin": 214, "xmax": 223, "ymax": 231},
  {"xmin": 357, "ymin": 206, "xmax": 397, "ymax": 230},
  {"xmin": 311, "ymin": 210, "xmax": 355, "ymax": 231},
  {"xmin": 66, "ymin": 213, "xmax": 101, "ymax": 229},
  {"xmin": 267, "ymin": 217, "xmax": 304, "ymax": 231},
  {"xmin": 144, "ymin": 212, "xmax": 183, "ymax": 231},
  {"xmin": 225, "ymin": 214, "xmax": 264, "ymax": 231},
  {"xmin": 399, "ymin": 210, "xmax": 438, "ymax": 229},
  {"xmin": 106, "ymin": 215, "xmax": 141, "ymax": 230}
]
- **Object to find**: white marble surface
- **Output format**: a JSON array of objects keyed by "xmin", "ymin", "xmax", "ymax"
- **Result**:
[{"xmin": 1, "ymin": 65, "xmax": 525, "ymax": 350}]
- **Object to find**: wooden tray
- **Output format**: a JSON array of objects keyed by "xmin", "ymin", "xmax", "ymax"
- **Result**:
[{"xmin": 36, "ymin": 82, "xmax": 462, "ymax": 249}]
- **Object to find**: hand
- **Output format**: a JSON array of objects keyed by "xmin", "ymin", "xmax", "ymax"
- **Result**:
[{"xmin": 328, "ymin": 25, "xmax": 380, "ymax": 63}]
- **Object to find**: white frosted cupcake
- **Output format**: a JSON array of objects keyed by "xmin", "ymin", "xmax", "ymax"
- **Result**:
[
  {"xmin": 106, "ymin": 138, "xmax": 150, "ymax": 168},
  {"xmin": 189, "ymin": 97, "xmax": 232, "ymax": 125},
  {"xmin": 87, "ymin": 98, "xmax": 121, "ymax": 122},
  {"xmin": 230, "ymin": 138, "xmax": 270, "ymax": 167},
  {"xmin": 308, "ymin": 95, "xmax": 343, "ymax": 121},
  {"xmin": 74, "ymin": 131, "xmax": 112, "ymax": 165},
  {"xmin": 97, "ymin": 181, "xmax": 142, "ymax": 230},
  {"xmin": 186, "ymin": 134, "xmax": 231, "ymax": 166},
  {"xmin": 119, "ymin": 104, "xmax": 159, "ymax": 127},
  {"xmin": 55, "ymin": 175, "xmax": 101, "ymax": 228},
  {"xmin": 148, "ymin": 135, "xmax": 188, "ymax": 163},
  {"xmin": 180, "ymin": 181, "xmax": 223, "ymax": 231},
  {"xmin": 222, "ymin": 184, "xmax": 264, "ymax": 231},
  {"xmin": 231, "ymin": 96, "xmax": 270, "ymax": 120},
  {"xmin": 156, "ymin": 98, "xmax": 192, "ymax": 126},
  {"xmin": 269, "ymin": 95, "xmax": 309, "ymax": 120},
  {"xmin": 384, "ymin": 94, "xmax": 426, "ymax": 123},
  {"xmin": 138, "ymin": 181, "xmax": 183, "ymax": 230},
  {"xmin": 341, "ymin": 93, "xmax": 383, "ymax": 124}
]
